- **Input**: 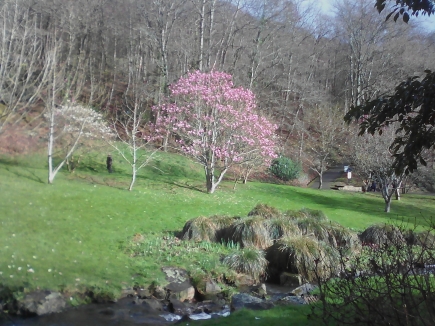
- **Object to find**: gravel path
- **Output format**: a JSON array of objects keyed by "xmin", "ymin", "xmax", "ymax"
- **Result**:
[{"xmin": 310, "ymin": 166, "xmax": 346, "ymax": 190}]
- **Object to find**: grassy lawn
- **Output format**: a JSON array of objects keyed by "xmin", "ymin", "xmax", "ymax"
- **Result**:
[{"xmin": 1, "ymin": 150, "xmax": 435, "ymax": 324}]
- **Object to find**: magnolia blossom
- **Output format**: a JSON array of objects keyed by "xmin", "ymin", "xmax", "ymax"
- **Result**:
[
  {"xmin": 45, "ymin": 104, "xmax": 113, "ymax": 140},
  {"xmin": 151, "ymin": 70, "xmax": 277, "ymax": 193},
  {"xmin": 46, "ymin": 102, "xmax": 114, "ymax": 184}
]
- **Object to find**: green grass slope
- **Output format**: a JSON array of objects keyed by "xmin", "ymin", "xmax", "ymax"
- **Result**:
[{"xmin": 0, "ymin": 151, "xmax": 434, "ymax": 313}]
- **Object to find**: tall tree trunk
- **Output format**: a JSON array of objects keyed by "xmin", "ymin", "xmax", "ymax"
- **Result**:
[
  {"xmin": 47, "ymin": 108, "xmax": 55, "ymax": 184},
  {"xmin": 47, "ymin": 41, "xmax": 57, "ymax": 184},
  {"xmin": 395, "ymin": 188, "xmax": 400, "ymax": 200},
  {"xmin": 129, "ymin": 109, "xmax": 137, "ymax": 191},
  {"xmin": 129, "ymin": 163, "xmax": 136, "ymax": 191},
  {"xmin": 206, "ymin": 0, "xmax": 216, "ymax": 69},
  {"xmin": 198, "ymin": 0, "xmax": 205, "ymax": 71},
  {"xmin": 205, "ymin": 166, "xmax": 215, "ymax": 193},
  {"xmin": 318, "ymin": 174, "xmax": 323, "ymax": 189},
  {"xmin": 385, "ymin": 198, "xmax": 391, "ymax": 213}
]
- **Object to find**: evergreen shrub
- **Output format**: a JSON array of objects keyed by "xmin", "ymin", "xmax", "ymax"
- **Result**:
[{"xmin": 269, "ymin": 156, "xmax": 301, "ymax": 181}]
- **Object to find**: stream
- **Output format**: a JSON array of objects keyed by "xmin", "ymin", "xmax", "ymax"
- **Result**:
[{"xmin": 1, "ymin": 283, "xmax": 299, "ymax": 326}]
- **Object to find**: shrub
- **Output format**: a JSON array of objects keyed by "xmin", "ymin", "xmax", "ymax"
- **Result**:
[
  {"xmin": 223, "ymin": 248, "xmax": 268, "ymax": 282},
  {"xmin": 269, "ymin": 156, "xmax": 301, "ymax": 181},
  {"xmin": 404, "ymin": 229, "xmax": 435, "ymax": 247},
  {"xmin": 312, "ymin": 223, "xmax": 435, "ymax": 326}
]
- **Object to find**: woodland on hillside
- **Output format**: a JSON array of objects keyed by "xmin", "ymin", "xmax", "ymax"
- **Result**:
[{"xmin": 1, "ymin": 0, "xmax": 435, "ymax": 189}]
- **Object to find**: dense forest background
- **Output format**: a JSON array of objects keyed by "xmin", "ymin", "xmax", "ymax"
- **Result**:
[{"xmin": 1, "ymin": 0, "xmax": 434, "ymax": 183}]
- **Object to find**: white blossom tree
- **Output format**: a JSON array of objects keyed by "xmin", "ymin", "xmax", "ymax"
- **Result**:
[{"xmin": 46, "ymin": 102, "xmax": 113, "ymax": 184}]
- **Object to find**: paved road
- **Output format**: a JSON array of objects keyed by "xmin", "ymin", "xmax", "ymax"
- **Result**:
[{"xmin": 310, "ymin": 166, "xmax": 345, "ymax": 190}]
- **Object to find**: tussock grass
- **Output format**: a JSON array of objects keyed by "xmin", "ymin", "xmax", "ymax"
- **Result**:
[
  {"xmin": 267, "ymin": 216, "xmax": 302, "ymax": 240},
  {"xmin": 296, "ymin": 218, "xmax": 332, "ymax": 240},
  {"xmin": 284, "ymin": 208, "xmax": 328, "ymax": 221},
  {"xmin": 228, "ymin": 216, "xmax": 272, "ymax": 249},
  {"xmin": 223, "ymin": 248, "xmax": 268, "ymax": 281},
  {"xmin": 295, "ymin": 218, "xmax": 360, "ymax": 251},
  {"xmin": 283, "ymin": 209, "xmax": 310, "ymax": 220},
  {"xmin": 180, "ymin": 216, "xmax": 218, "ymax": 242},
  {"xmin": 299, "ymin": 208, "xmax": 328, "ymax": 221},
  {"xmin": 266, "ymin": 235, "xmax": 339, "ymax": 281},
  {"xmin": 247, "ymin": 203, "xmax": 281, "ymax": 219},
  {"xmin": 210, "ymin": 215, "xmax": 240, "ymax": 243},
  {"xmin": 327, "ymin": 223, "xmax": 361, "ymax": 252},
  {"xmin": 360, "ymin": 224, "xmax": 405, "ymax": 246},
  {"xmin": 266, "ymin": 235, "xmax": 319, "ymax": 279}
]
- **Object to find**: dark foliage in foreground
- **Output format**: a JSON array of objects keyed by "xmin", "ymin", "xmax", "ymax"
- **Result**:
[{"xmin": 311, "ymin": 224, "xmax": 435, "ymax": 326}]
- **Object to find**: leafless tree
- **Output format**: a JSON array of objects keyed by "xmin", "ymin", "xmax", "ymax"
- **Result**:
[
  {"xmin": 0, "ymin": 0, "xmax": 48, "ymax": 134},
  {"xmin": 303, "ymin": 106, "xmax": 346, "ymax": 189},
  {"xmin": 332, "ymin": 0, "xmax": 413, "ymax": 109},
  {"xmin": 108, "ymin": 29, "xmax": 160, "ymax": 191},
  {"xmin": 350, "ymin": 127, "xmax": 405, "ymax": 212}
]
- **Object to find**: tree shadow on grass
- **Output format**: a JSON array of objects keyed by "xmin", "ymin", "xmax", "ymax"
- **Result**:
[
  {"xmin": 253, "ymin": 183, "xmax": 435, "ymax": 228},
  {"xmin": 71, "ymin": 173, "xmax": 130, "ymax": 190},
  {"xmin": 292, "ymin": 190, "xmax": 435, "ymax": 228},
  {"xmin": 162, "ymin": 180, "xmax": 206, "ymax": 193},
  {"xmin": 2, "ymin": 165, "xmax": 44, "ymax": 184}
]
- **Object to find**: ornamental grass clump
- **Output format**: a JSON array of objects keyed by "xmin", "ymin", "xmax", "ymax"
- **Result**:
[
  {"xmin": 180, "ymin": 216, "xmax": 218, "ymax": 242},
  {"xmin": 266, "ymin": 216, "xmax": 301, "ymax": 240},
  {"xmin": 296, "ymin": 218, "xmax": 333, "ymax": 242},
  {"xmin": 266, "ymin": 235, "xmax": 339, "ymax": 281},
  {"xmin": 283, "ymin": 208, "xmax": 327, "ymax": 221},
  {"xmin": 359, "ymin": 223, "xmax": 405, "ymax": 246},
  {"xmin": 223, "ymin": 248, "xmax": 268, "ymax": 281},
  {"xmin": 228, "ymin": 216, "xmax": 272, "ymax": 249},
  {"xmin": 247, "ymin": 203, "xmax": 282, "ymax": 219},
  {"xmin": 300, "ymin": 208, "xmax": 328, "ymax": 221},
  {"xmin": 283, "ymin": 209, "xmax": 307, "ymax": 220},
  {"xmin": 296, "ymin": 218, "xmax": 361, "ymax": 252},
  {"xmin": 211, "ymin": 215, "xmax": 240, "ymax": 243},
  {"xmin": 327, "ymin": 223, "xmax": 361, "ymax": 252}
]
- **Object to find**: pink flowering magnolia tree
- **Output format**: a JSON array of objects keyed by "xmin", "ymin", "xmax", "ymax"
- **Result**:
[{"xmin": 151, "ymin": 70, "xmax": 277, "ymax": 193}]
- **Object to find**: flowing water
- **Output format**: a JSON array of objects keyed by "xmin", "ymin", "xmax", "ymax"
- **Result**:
[{"xmin": 1, "ymin": 283, "xmax": 296, "ymax": 326}]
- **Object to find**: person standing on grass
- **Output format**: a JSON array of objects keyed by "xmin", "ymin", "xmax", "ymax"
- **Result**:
[{"xmin": 106, "ymin": 154, "xmax": 113, "ymax": 173}]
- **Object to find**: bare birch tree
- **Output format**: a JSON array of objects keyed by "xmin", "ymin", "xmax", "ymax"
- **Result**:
[
  {"xmin": 108, "ymin": 27, "xmax": 160, "ymax": 191},
  {"xmin": 0, "ymin": 0, "xmax": 47, "ymax": 134}
]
